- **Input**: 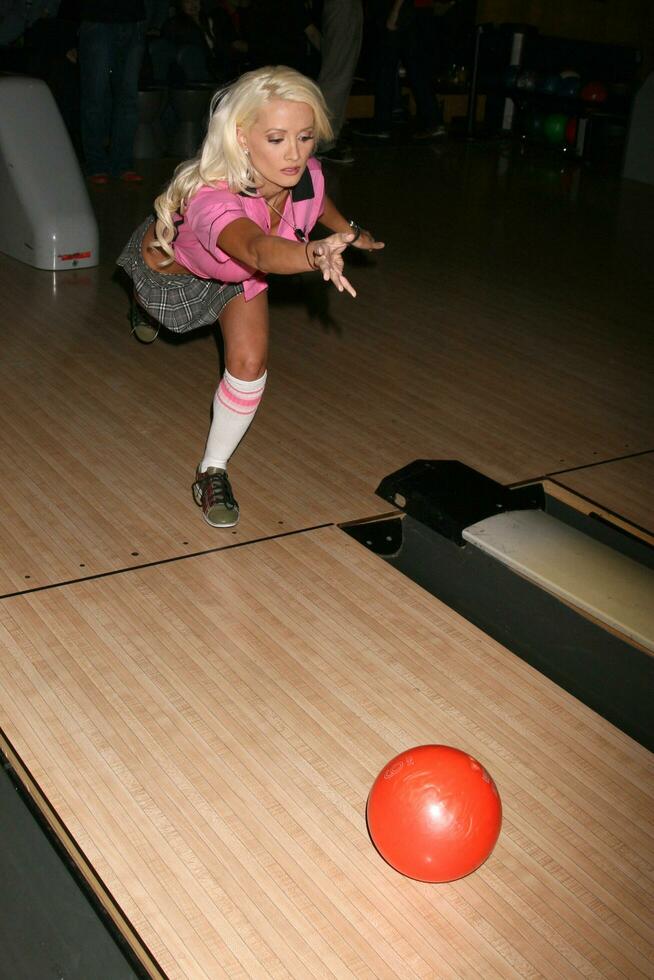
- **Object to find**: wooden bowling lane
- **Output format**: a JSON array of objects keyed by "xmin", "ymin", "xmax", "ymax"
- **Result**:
[
  {"xmin": 0, "ymin": 526, "xmax": 652, "ymax": 978},
  {"xmin": 2, "ymin": 145, "xmax": 653, "ymax": 594},
  {"xmin": 550, "ymin": 452, "xmax": 654, "ymax": 538}
]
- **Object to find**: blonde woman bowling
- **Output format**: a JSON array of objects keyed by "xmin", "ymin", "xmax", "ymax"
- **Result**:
[{"xmin": 118, "ymin": 65, "xmax": 384, "ymax": 527}]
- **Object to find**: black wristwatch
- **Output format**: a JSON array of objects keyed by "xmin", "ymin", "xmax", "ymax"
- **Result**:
[{"xmin": 348, "ymin": 219, "xmax": 361, "ymax": 243}]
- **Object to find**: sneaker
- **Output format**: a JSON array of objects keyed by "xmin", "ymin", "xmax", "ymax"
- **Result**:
[
  {"xmin": 352, "ymin": 125, "xmax": 391, "ymax": 140},
  {"xmin": 318, "ymin": 142, "xmax": 355, "ymax": 164},
  {"xmin": 192, "ymin": 467, "xmax": 240, "ymax": 528},
  {"xmin": 88, "ymin": 172, "xmax": 109, "ymax": 185},
  {"xmin": 130, "ymin": 296, "xmax": 159, "ymax": 344},
  {"xmin": 413, "ymin": 126, "xmax": 447, "ymax": 141}
]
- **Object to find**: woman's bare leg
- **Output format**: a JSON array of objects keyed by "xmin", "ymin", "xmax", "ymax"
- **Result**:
[
  {"xmin": 220, "ymin": 288, "xmax": 269, "ymax": 381},
  {"xmin": 193, "ymin": 291, "xmax": 269, "ymax": 527}
]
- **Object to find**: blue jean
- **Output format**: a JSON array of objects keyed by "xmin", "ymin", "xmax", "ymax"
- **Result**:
[
  {"xmin": 375, "ymin": 21, "xmax": 441, "ymax": 130},
  {"xmin": 79, "ymin": 20, "xmax": 145, "ymax": 176}
]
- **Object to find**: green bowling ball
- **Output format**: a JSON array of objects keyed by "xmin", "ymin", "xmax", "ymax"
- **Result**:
[{"xmin": 543, "ymin": 113, "xmax": 567, "ymax": 144}]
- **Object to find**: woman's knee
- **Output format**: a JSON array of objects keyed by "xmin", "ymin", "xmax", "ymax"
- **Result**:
[
  {"xmin": 225, "ymin": 352, "xmax": 267, "ymax": 381},
  {"xmin": 220, "ymin": 291, "xmax": 269, "ymax": 380}
]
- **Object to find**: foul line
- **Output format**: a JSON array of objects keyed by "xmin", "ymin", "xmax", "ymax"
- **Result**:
[
  {"xmin": 0, "ymin": 522, "xmax": 334, "ymax": 601},
  {"xmin": 521, "ymin": 447, "xmax": 653, "ymax": 482}
]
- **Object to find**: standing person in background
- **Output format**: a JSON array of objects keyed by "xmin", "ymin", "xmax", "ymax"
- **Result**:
[
  {"xmin": 245, "ymin": 0, "xmax": 317, "ymax": 75},
  {"xmin": 151, "ymin": 0, "xmax": 222, "ymax": 85},
  {"xmin": 78, "ymin": 0, "xmax": 146, "ymax": 184},
  {"xmin": 316, "ymin": 0, "xmax": 363, "ymax": 164},
  {"xmin": 366, "ymin": 0, "xmax": 444, "ymax": 141},
  {"xmin": 204, "ymin": 0, "xmax": 253, "ymax": 78}
]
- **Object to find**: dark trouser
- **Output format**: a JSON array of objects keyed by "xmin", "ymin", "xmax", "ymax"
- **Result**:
[
  {"xmin": 318, "ymin": 0, "xmax": 364, "ymax": 144},
  {"xmin": 374, "ymin": 22, "xmax": 441, "ymax": 130},
  {"xmin": 79, "ymin": 20, "xmax": 145, "ymax": 176}
]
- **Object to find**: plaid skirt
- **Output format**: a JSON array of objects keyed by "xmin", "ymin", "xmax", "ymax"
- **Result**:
[{"xmin": 116, "ymin": 216, "xmax": 244, "ymax": 333}]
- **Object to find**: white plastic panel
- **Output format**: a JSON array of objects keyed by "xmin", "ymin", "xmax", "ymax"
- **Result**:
[
  {"xmin": 0, "ymin": 76, "xmax": 98, "ymax": 270},
  {"xmin": 463, "ymin": 509, "xmax": 654, "ymax": 652}
]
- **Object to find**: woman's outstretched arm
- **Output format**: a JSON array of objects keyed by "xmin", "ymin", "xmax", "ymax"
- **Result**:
[{"xmin": 217, "ymin": 217, "xmax": 358, "ymax": 295}]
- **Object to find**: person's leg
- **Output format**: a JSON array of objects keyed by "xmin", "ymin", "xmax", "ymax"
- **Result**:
[
  {"xmin": 130, "ymin": 290, "xmax": 159, "ymax": 343},
  {"xmin": 110, "ymin": 21, "xmax": 146, "ymax": 177},
  {"xmin": 401, "ymin": 21, "xmax": 440, "ymax": 132},
  {"xmin": 148, "ymin": 36, "xmax": 177, "ymax": 83},
  {"xmin": 318, "ymin": 0, "xmax": 363, "ymax": 146},
  {"xmin": 194, "ymin": 290, "xmax": 269, "ymax": 527},
  {"xmin": 373, "ymin": 25, "xmax": 401, "ymax": 132},
  {"xmin": 176, "ymin": 43, "xmax": 211, "ymax": 83},
  {"xmin": 415, "ymin": 7, "xmax": 442, "ymax": 125},
  {"xmin": 78, "ymin": 21, "xmax": 112, "ymax": 175}
]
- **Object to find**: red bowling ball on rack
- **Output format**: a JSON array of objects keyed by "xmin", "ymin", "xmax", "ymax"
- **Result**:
[
  {"xmin": 367, "ymin": 745, "xmax": 502, "ymax": 883},
  {"xmin": 580, "ymin": 80, "xmax": 608, "ymax": 104}
]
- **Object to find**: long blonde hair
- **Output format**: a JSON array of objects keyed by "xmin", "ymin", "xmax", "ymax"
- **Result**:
[{"xmin": 152, "ymin": 65, "xmax": 333, "ymax": 261}]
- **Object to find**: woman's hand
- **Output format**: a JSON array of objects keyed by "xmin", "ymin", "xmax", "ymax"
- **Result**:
[
  {"xmin": 309, "ymin": 232, "xmax": 357, "ymax": 297},
  {"xmin": 350, "ymin": 228, "xmax": 385, "ymax": 252}
]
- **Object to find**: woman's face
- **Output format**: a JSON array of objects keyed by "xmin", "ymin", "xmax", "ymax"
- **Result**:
[{"xmin": 239, "ymin": 99, "xmax": 316, "ymax": 194}]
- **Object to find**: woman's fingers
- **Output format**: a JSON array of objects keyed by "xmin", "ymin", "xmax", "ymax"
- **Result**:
[
  {"xmin": 316, "ymin": 253, "xmax": 343, "ymax": 274},
  {"xmin": 316, "ymin": 262, "xmax": 356, "ymax": 297},
  {"xmin": 327, "ymin": 264, "xmax": 356, "ymax": 297},
  {"xmin": 320, "ymin": 239, "xmax": 349, "ymax": 255},
  {"xmin": 313, "ymin": 243, "xmax": 357, "ymax": 297},
  {"xmin": 338, "ymin": 274, "xmax": 357, "ymax": 297},
  {"xmin": 324, "ymin": 232, "xmax": 356, "ymax": 247}
]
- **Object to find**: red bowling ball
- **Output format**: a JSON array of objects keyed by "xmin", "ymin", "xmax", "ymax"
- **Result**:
[
  {"xmin": 580, "ymin": 81, "xmax": 608, "ymax": 104},
  {"xmin": 367, "ymin": 745, "xmax": 502, "ymax": 883},
  {"xmin": 565, "ymin": 117, "xmax": 578, "ymax": 145}
]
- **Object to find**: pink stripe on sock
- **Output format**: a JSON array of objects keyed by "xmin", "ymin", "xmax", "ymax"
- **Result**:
[
  {"xmin": 216, "ymin": 378, "xmax": 264, "ymax": 415},
  {"xmin": 225, "ymin": 375, "xmax": 265, "ymax": 397},
  {"xmin": 221, "ymin": 377, "xmax": 265, "ymax": 407}
]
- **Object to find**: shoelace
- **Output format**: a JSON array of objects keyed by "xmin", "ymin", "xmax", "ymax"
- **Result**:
[{"xmin": 197, "ymin": 471, "xmax": 236, "ymax": 510}]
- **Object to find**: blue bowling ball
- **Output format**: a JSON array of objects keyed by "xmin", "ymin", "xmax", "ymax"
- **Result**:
[
  {"xmin": 539, "ymin": 74, "xmax": 561, "ymax": 95},
  {"xmin": 516, "ymin": 70, "xmax": 537, "ymax": 92},
  {"xmin": 527, "ymin": 111, "xmax": 546, "ymax": 139},
  {"xmin": 558, "ymin": 75, "xmax": 580, "ymax": 98}
]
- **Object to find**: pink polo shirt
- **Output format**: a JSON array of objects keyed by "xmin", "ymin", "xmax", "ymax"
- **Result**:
[{"xmin": 172, "ymin": 156, "xmax": 325, "ymax": 301}]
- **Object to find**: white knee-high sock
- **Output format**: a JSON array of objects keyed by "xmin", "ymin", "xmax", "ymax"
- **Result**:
[{"xmin": 200, "ymin": 369, "xmax": 267, "ymax": 472}]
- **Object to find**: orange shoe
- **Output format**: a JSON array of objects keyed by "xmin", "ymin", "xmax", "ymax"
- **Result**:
[{"xmin": 119, "ymin": 170, "xmax": 143, "ymax": 183}]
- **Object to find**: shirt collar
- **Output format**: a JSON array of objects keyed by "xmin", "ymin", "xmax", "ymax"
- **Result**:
[
  {"xmin": 241, "ymin": 162, "xmax": 315, "ymax": 202},
  {"xmin": 291, "ymin": 165, "xmax": 314, "ymax": 202}
]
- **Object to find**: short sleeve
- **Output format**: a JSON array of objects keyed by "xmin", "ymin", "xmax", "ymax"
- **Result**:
[{"xmin": 185, "ymin": 187, "xmax": 248, "ymax": 263}]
